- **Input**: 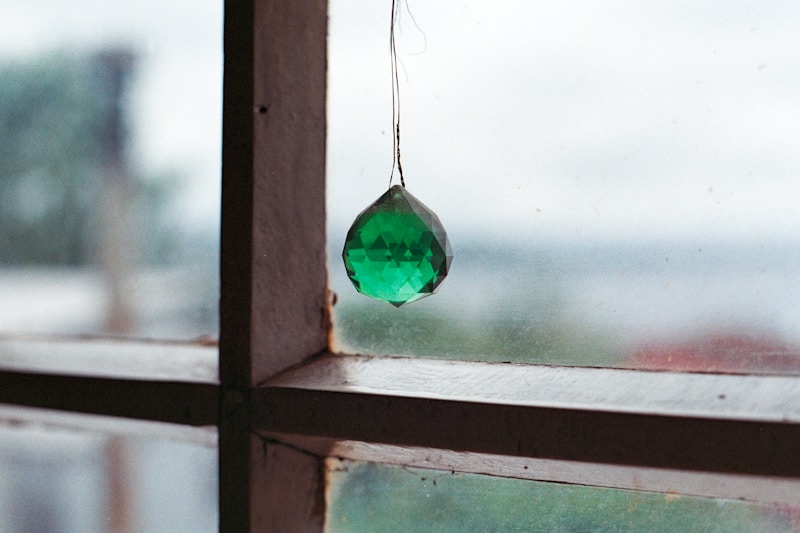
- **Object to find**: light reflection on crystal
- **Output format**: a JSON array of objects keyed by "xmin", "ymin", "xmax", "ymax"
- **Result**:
[{"xmin": 342, "ymin": 186, "xmax": 453, "ymax": 307}]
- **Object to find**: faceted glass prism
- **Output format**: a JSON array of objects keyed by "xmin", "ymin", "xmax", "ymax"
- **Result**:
[{"xmin": 342, "ymin": 185, "xmax": 453, "ymax": 307}]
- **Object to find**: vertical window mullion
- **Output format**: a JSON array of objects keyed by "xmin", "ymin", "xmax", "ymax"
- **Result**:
[{"xmin": 219, "ymin": 0, "xmax": 330, "ymax": 531}]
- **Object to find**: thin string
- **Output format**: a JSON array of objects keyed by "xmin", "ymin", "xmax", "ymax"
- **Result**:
[{"xmin": 389, "ymin": 0, "xmax": 405, "ymax": 188}]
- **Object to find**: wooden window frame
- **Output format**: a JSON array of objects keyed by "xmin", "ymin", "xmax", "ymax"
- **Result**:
[{"xmin": 0, "ymin": 0, "xmax": 799, "ymax": 531}]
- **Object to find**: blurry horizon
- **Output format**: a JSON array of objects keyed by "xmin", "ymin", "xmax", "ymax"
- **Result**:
[{"xmin": 1, "ymin": 0, "xmax": 799, "ymax": 355}]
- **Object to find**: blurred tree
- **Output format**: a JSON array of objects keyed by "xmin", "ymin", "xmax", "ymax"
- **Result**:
[
  {"xmin": 0, "ymin": 52, "xmax": 174, "ymax": 266},
  {"xmin": 0, "ymin": 54, "xmax": 100, "ymax": 264}
]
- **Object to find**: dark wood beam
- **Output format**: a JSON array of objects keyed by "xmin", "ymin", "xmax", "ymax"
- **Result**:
[{"xmin": 0, "ymin": 371, "xmax": 217, "ymax": 426}]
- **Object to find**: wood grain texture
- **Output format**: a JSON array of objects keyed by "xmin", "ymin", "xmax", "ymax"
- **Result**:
[
  {"xmin": 254, "ymin": 386, "xmax": 800, "ymax": 477},
  {"xmin": 251, "ymin": 0, "xmax": 330, "ymax": 384},
  {"xmin": 0, "ymin": 335, "xmax": 217, "ymax": 383},
  {"xmin": 254, "ymin": 354, "xmax": 800, "ymax": 479},
  {"xmin": 0, "ymin": 405, "xmax": 217, "ymax": 446},
  {"xmin": 279, "ymin": 436, "xmax": 800, "ymax": 506},
  {"xmin": 219, "ymin": 0, "xmax": 330, "ymax": 530},
  {"xmin": 253, "ymin": 440, "xmax": 325, "ymax": 532},
  {"xmin": 267, "ymin": 353, "xmax": 800, "ymax": 422}
]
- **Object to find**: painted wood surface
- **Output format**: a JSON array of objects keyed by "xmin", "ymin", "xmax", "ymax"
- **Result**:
[
  {"xmin": 255, "ymin": 353, "xmax": 800, "ymax": 485},
  {"xmin": 0, "ymin": 404, "xmax": 217, "ymax": 446},
  {"xmin": 250, "ymin": 0, "xmax": 329, "ymax": 384},
  {"xmin": 255, "ymin": 385, "xmax": 800, "ymax": 477},
  {"xmin": 279, "ymin": 436, "xmax": 800, "ymax": 506},
  {"xmin": 219, "ymin": 0, "xmax": 330, "ymax": 530},
  {"xmin": 0, "ymin": 335, "xmax": 217, "ymax": 383},
  {"xmin": 257, "ymin": 441, "xmax": 326, "ymax": 531},
  {"xmin": 267, "ymin": 353, "xmax": 800, "ymax": 422},
  {"xmin": 218, "ymin": 0, "xmax": 256, "ymax": 529}
]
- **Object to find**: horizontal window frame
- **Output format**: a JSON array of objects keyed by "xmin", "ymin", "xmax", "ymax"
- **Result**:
[
  {"xmin": 1, "ymin": 342, "xmax": 798, "ymax": 507},
  {"xmin": 256, "ymin": 354, "xmax": 800, "ymax": 482},
  {"xmin": 0, "ymin": 404, "xmax": 217, "ymax": 448},
  {"xmin": 0, "ymin": 369, "xmax": 218, "ymax": 426}
]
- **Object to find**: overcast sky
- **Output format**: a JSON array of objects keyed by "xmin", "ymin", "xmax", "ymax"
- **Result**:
[
  {"xmin": 2, "ymin": 1, "xmax": 800, "ymax": 244},
  {"xmin": 0, "ymin": 0, "xmax": 223, "ymax": 232},
  {"xmin": 328, "ymin": 0, "xmax": 800, "ymax": 244}
]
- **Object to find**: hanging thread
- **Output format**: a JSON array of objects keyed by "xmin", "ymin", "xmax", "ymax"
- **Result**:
[
  {"xmin": 343, "ymin": 1, "xmax": 452, "ymax": 306},
  {"xmin": 389, "ymin": 0, "xmax": 405, "ymax": 188}
]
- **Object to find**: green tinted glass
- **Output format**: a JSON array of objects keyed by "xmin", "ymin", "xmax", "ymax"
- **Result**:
[{"xmin": 327, "ymin": 462, "xmax": 798, "ymax": 532}]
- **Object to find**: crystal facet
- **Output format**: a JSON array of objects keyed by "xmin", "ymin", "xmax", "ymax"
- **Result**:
[{"xmin": 342, "ymin": 185, "xmax": 453, "ymax": 307}]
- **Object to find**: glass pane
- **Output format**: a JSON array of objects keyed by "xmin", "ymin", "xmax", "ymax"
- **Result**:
[
  {"xmin": 0, "ymin": 0, "xmax": 221, "ymax": 340},
  {"xmin": 0, "ymin": 419, "xmax": 217, "ymax": 533},
  {"xmin": 328, "ymin": 1, "xmax": 800, "ymax": 373},
  {"xmin": 327, "ymin": 462, "xmax": 799, "ymax": 532}
]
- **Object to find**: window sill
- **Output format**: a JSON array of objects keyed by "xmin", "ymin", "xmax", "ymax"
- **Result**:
[
  {"xmin": 0, "ymin": 335, "xmax": 218, "ymax": 428},
  {"xmin": 258, "ymin": 352, "xmax": 800, "ymax": 505}
]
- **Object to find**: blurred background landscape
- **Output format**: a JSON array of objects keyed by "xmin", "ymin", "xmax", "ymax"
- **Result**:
[
  {"xmin": 2, "ymin": 0, "xmax": 800, "ymax": 530},
  {"xmin": 0, "ymin": 1, "xmax": 222, "ymax": 531}
]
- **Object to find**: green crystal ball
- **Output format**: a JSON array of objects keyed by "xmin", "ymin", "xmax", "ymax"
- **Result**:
[{"xmin": 342, "ymin": 185, "xmax": 453, "ymax": 307}]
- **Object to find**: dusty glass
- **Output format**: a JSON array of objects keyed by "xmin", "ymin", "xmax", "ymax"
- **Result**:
[
  {"xmin": 327, "ymin": 462, "xmax": 799, "ymax": 532},
  {"xmin": 329, "ymin": 1, "xmax": 800, "ymax": 374}
]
